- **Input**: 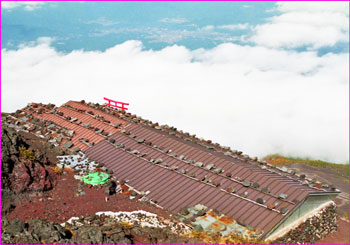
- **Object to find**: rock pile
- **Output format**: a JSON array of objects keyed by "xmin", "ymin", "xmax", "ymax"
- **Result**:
[
  {"xmin": 179, "ymin": 204, "xmax": 263, "ymax": 239},
  {"xmin": 272, "ymin": 203, "xmax": 337, "ymax": 244},
  {"xmin": 3, "ymin": 109, "xmax": 74, "ymax": 148},
  {"xmin": 1, "ymin": 215, "xmax": 202, "ymax": 244},
  {"xmin": 56, "ymin": 154, "xmax": 99, "ymax": 175}
]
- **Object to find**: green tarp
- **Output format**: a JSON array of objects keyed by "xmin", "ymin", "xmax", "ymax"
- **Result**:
[{"xmin": 81, "ymin": 172, "xmax": 109, "ymax": 185}]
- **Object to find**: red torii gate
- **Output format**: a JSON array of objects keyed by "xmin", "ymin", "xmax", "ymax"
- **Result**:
[{"xmin": 104, "ymin": 97, "xmax": 129, "ymax": 111}]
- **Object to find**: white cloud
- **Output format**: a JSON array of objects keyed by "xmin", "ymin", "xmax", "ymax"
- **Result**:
[
  {"xmin": 160, "ymin": 17, "xmax": 188, "ymax": 24},
  {"xmin": 218, "ymin": 23, "xmax": 250, "ymax": 31},
  {"xmin": 18, "ymin": 36, "xmax": 55, "ymax": 48},
  {"xmin": 145, "ymin": 26, "xmax": 242, "ymax": 44},
  {"xmin": 91, "ymin": 26, "xmax": 240, "ymax": 44},
  {"xmin": 202, "ymin": 25, "xmax": 215, "ymax": 31},
  {"xmin": 85, "ymin": 17, "xmax": 119, "ymax": 26},
  {"xmin": 277, "ymin": 2, "xmax": 349, "ymax": 14},
  {"xmin": 1, "ymin": 1, "xmax": 45, "ymax": 11},
  {"xmin": 146, "ymin": 28, "xmax": 193, "ymax": 44},
  {"xmin": 1, "ymin": 40, "xmax": 348, "ymax": 163},
  {"xmin": 251, "ymin": 1, "xmax": 349, "ymax": 49}
]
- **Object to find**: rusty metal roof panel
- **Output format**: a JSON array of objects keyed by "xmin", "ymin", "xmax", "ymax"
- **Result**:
[
  {"xmin": 84, "ymin": 117, "xmax": 338, "ymax": 236},
  {"xmin": 65, "ymin": 101, "xmax": 126, "ymax": 126},
  {"xmin": 22, "ymin": 111, "xmax": 90, "ymax": 150},
  {"xmin": 123, "ymin": 124, "xmax": 323, "ymax": 196},
  {"xmin": 39, "ymin": 114, "xmax": 102, "ymax": 148},
  {"xmin": 109, "ymin": 133, "xmax": 295, "ymax": 206},
  {"xmin": 86, "ymin": 139, "xmax": 290, "ymax": 234},
  {"xmin": 57, "ymin": 107, "xmax": 119, "ymax": 133},
  {"xmin": 21, "ymin": 103, "xmax": 118, "ymax": 151}
]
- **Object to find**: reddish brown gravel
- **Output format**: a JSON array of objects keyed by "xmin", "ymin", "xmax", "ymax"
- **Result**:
[{"xmin": 5, "ymin": 172, "xmax": 172, "ymax": 224}]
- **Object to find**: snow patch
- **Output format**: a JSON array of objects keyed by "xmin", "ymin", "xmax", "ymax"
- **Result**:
[
  {"xmin": 63, "ymin": 210, "xmax": 191, "ymax": 234},
  {"xmin": 96, "ymin": 210, "xmax": 163, "ymax": 228}
]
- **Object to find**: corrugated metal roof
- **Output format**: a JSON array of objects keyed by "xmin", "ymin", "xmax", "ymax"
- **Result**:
[
  {"xmin": 9, "ymin": 100, "xmax": 338, "ymax": 237},
  {"xmin": 19, "ymin": 102, "xmax": 124, "ymax": 151},
  {"xmin": 85, "ymin": 121, "xmax": 337, "ymax": 237},
  {"xmin": 122, "ymin": 124, "xmax": 325, "ymax": 196},
  {"xmin": 65, "ymin": 100, "xmax": 126, "ymax": 126},
  {"xmin": 26, "ymin": 110, "xmax": 103, "ymax": 150},
  {"xmin": 86, "ymin": 139, "xmax": 288, "ymax": 234}
]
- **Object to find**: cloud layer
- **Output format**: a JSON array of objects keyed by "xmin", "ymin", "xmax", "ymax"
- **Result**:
[
  {"xmin": 160, "ymin": 18, "xmax": 189, "ymax": 24},
  {"xmin": 2, "ymin": 40, "xmax": 348, "ymax": 163},
  {"xmin": 251, "ymin": 1, "xmax": 349, "ymax": 49},
  {"xmin": 1, "ymin": 1, "xmax": 45, "ymax": 11}
]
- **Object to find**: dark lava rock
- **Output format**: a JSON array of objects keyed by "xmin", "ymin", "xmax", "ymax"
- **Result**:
[
  {"xmin": 1, "ymin": 125, "xmax": 57, "ymax": 196},
  {"xmin": 104, "ymin": 180, "xmax": 117, "ymax": 195},
  {"xmin": 72, "ymin": 147, "xmax": 80, "ymax": 153},
  {"xmin": 256, "ymin": 198, "xmax": 264, "ymax": 204},
  {"xmin": 28, "ymin": 219, "xmax": 69, "ymax": 244},
  {"xmin": 114, "ymin": 123, "xmax": 122, "ymax": 128},
  {"xmin": 1, "ymin": 125, "xmax": 26, "ymax": 176},
  {"xmin": 2, "ymin": 214, "xmax": 204, "ymax": 244},
  {"xmin": 64, "ymin": 142, "xmax": 74, "ymax": 149},
  {"xmin": 137, "ymin": 138, "xmax": 145, "ymax": 143},
  {"xmin": 1, "ymin": 125, "xmax": 60, "ymax": 218},
  {"xmin": 193, "ymin": 224, "xmax": 203, "ymax": 232},
  {"xmin": 6, "ymin": 219, "xmax": 25, "ymax": 234},
  {"xmin": 2, "ymin": 218, "xmax": 72, "ymax": 244},
  {"xmin": 72, "ymin": 227, "xmax": 103, "ymax": 244}
]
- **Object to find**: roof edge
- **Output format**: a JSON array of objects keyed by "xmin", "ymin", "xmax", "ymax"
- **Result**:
[{"xmin": 261, "ymin": 195, "xmax": 308, "ymax": 240}]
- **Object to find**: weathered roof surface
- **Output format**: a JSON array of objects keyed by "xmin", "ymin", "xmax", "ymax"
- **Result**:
[
  {"xmin": 18, "ymin": 101, "xmax": 125, "ymax": 151},
  {"xmin": 82, "ymin": 105, "xmax": 338, "ymax": 237},
  {"xmin": 5, "ymin": 100, "xmax": 338, "ymax": 237},
  {"xmin": 86, "ymin": 137, "xmax": 284, "ymax": 234},
  {"xmin": 65, "ymin": 100, "xmax": 126, "ymax": 126}
]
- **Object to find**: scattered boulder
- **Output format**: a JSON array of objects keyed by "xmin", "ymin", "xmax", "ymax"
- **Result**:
[
  {"xmin": 256, "ymin": 198, "xmax": 264, "ymax": 204},
  {"xmin": 83, "ymin": 123, "xmax": 90, "ymax": 128},
  {"xmin": 137, "ymin": 138, "xmax": 145, "ymax": 143},
  {"xmin": 96, "ymin": 129, "xmax": 104, "ymax": 134},
  {"xmin": 104, "ymin": 180, "xmax": 117, "ymax": 195},
  {"xmin": 193, "ymin": 224, "xmax": 203, "ymax": 232},
  {"xmin": 114, "ymin": 123, "xmax": 122, "ymax": 128},
  {"xmin": 64, "ymin": 142, "xmax": 74, "ymax": 149},
  {"xmin": 72, "ymin": 147, "xmax": 80, "ymax": 153}
]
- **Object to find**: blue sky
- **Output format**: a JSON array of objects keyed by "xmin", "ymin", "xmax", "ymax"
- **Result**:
[
  {"xmin": 2, "ymin": 1, "xmax": 348, "ymax": 53},
  {"xmin": 1, "ymin": 1, "xmax": 349, "ymax": 163},
  {"xmin": 2, "ymin": 1, "xmax": 275, "ymax": 51}
]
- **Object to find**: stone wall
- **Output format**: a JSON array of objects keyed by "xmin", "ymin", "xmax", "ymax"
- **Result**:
[{"xmin": 272, "ymin": 203, "xmax": 337, "ymax": 244}]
